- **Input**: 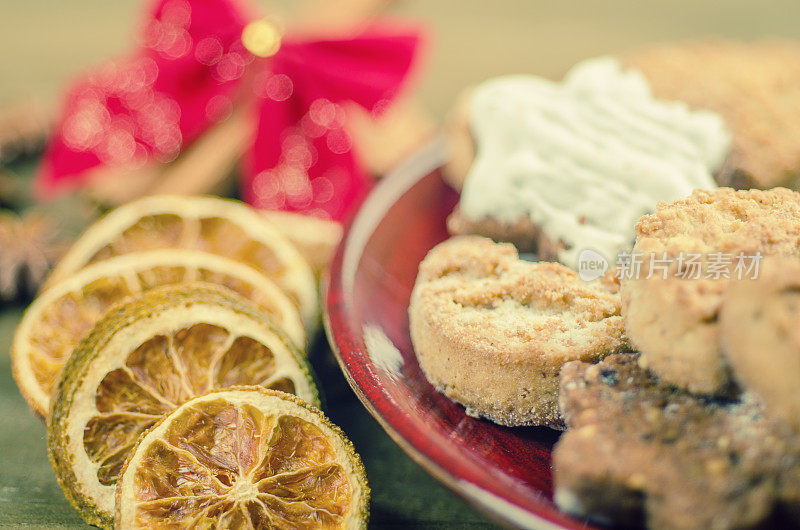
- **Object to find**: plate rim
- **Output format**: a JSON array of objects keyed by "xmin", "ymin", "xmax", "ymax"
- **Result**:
[{"xmin": 323, "ymin": 138, "xmax": 587, "ymax": 530}]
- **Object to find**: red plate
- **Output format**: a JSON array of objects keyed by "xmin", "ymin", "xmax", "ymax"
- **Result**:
[{"xmin": 324, "ymin": 139, "xmax": 593, "ymax": 529}]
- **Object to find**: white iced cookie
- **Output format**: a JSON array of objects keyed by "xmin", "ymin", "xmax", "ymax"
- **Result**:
[{"xmin": 457, "ymin": 57, "xmax": 731, "ymax": 268}]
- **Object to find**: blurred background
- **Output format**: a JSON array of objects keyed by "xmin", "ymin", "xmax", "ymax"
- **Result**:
[
  {"xmin": 1, "ymin": 2, "xmax": 800, "ymax": 527},
  {"xmin": 3, "ymin": 0, "xmax": 800, "ymax": 116}
]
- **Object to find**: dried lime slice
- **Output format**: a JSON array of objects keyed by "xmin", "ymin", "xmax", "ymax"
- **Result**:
[
  {"xmin": 45, "ymin": 195, "xmax": 317, "ymax": 328},
  {"xmin": 13, "ymin": 249, "xmax": 306, "ymax": 417},
  {"xmin": 48, "ymin": 285, "xmax": 317, "ymax": 527},
  {"xmin": 116, "ymin": 387, "xmax": 369, "ymax": 529}
]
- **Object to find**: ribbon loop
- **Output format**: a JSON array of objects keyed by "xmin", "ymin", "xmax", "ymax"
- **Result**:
[{"xmin": 37, "ymin": 0, "xmax": 423, "ymax": 222}]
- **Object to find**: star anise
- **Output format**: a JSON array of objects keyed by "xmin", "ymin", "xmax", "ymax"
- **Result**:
[{"xmin": 0, "ymin": 209, "xmax": 68, "ymax": 301}]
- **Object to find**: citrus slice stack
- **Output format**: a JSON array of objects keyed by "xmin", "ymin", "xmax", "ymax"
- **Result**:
[
  {"xmin": 48, "ymin": 285, "xmax": 318, "ymax": 528},
  {"xmin": 44, "ymin": 195, "xmax": 317, "ymax": 328},
  {"xmin": 12, "ymin": 249, "xmax": 306, "ymax": 418},
  {"xmin": 115, "ymin": 387, "xmax": 369, "ymax": 529}
]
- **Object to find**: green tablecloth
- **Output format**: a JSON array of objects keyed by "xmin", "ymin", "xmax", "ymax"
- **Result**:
[{"xmin": 0, "ymin": 307, "xmax": 496, "ymax": 528}]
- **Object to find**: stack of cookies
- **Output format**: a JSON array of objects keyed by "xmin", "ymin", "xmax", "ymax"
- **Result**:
[
  {"xmin": 409, "ymin": 40, "xmax": 800, "ymax": 529},
  {"xmin": 556, "ymin": 188, "xmax": 800, "ymax": 529}
]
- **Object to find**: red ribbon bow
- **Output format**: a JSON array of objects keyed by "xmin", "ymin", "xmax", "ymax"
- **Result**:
[{"xmin": 37, "ymin": 0, "xmax": 422, "ymax": 221}]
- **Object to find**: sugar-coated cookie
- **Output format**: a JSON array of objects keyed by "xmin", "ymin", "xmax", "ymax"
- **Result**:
[
  {"xmin": 408, "ymin": 235, "xmax": 627, "ymax": 427},
  {"xmin": 621, "ymin": 187, "xmax": 800, "ymax": 395},
  {"xmin": 555, "ymin": 353, "xmax": 800, "ymax": 530},
  {"xmin": 721, "ymin": 256, "xmax": 800, "ymax": 430}
]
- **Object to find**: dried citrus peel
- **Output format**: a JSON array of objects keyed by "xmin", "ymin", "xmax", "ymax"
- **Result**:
[
  {"xmin": 116, "ymin": 388, "xmax": 369, "ymax": 529},
  {"xmin": 48, "ymin": 285, "xmax": 317, "ymax": 528}
]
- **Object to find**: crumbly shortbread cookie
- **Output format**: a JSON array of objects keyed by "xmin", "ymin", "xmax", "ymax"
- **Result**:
[
  {"xmin": 621, "ymin": 187, "xmax": 800, "ymax": 395},
  {"xmin": 408, "ymin": 235, "xmax": 627, "ymax": 427},
  {"xmin": 720, "ymin": 257, "xmax": 800, "ymax": 430},
  {"xmin": 554, "ymin": 354, "xmax": 800, "ymax": 530},
  {"xmin": 445, "ymin": 58, "xmax": 728, "ymax": 268},
  {"xmin": 626, "ymin": 39, "xmax": 800, "ymax": 190}
]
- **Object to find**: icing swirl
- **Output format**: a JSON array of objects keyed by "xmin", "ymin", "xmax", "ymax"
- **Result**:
[{"xmin": 459, "ymin": 57, "xmax": 731, "ymax": 268}]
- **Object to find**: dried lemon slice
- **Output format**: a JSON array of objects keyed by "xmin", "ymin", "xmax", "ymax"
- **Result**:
[
  {"xmin": 116, "ymin": 387, "xmax": 369, "ymax": 529},
  {"xmin": 260, "ymin": 210, "xmax": 343, "ymax": 274},
  {"xmin": 44, "ymin": 195, "xmax": 317, "ymax": 328},
  {"xmin": 48, "ymin": 285, "xmax": 318, "ymax": 528},
  {"xmin": 12, "ymin": 249, "xmax": 306, "ymax": 418}
]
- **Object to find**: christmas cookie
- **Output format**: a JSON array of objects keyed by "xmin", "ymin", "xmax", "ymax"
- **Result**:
[
  {"xmin": 408, "ymin": 235, "xmax": 627, "ymax": 427},
  {"xmin": 721, "ymin": 256, "xmax": 800, "ymax": 430},
  {"xmin": 554, "ymin": 353, "xmax": 800, "ymax": 530},
  {"xmin": 626, "ymin": 39, "xmax": 800, "ymax": 190},
  {"xmin": 444, "ymin": 57, "xmax": 729, "ymax": 268},
  {"xmin": 621, "ymin": 187, "xmax": 800, "ymax": 395}
]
